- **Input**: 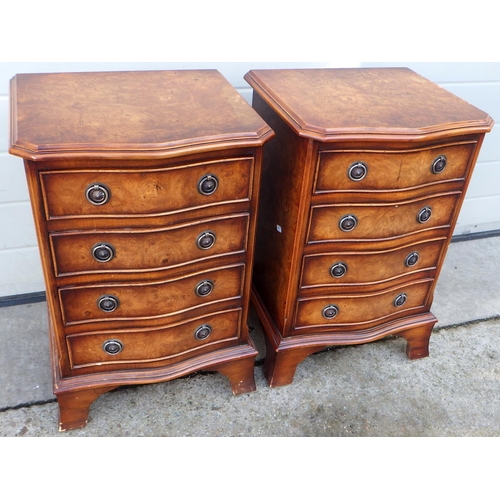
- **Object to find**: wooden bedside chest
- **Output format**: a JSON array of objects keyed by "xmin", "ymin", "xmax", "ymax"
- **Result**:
[
  {"xmin": 10, "ymin": 70, "xmax": 273, "ymax": 430},
  {"xmin": 244, "ymin": 67, "xmax": 493, "ymax": 387}
]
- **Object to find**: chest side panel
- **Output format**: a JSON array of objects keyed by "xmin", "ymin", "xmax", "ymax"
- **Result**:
[{"xmin": 251, "ymin": 93, "xmax": 317, "ymax": 333}]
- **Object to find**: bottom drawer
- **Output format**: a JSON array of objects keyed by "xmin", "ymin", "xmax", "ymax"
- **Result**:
[
  {"xmin": 294, "ymin": 279, "xmax": 433, "ymax": 331},
  {"xmin": 66, "ymin": 309, "xmax": 241, "ymax": 369}
]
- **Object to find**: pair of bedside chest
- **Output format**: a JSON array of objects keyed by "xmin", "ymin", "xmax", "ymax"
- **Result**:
[{"xmin": 10, "ymin": 68, "xmax": 493, "ymax": 430}]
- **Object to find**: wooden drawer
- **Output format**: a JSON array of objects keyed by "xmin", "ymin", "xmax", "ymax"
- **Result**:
[
  {"xmin": 315, "ymin": 142, "xmax": 475, "ymax": 193},
  {"xmin": 294, "ymin": 279, "xmax": 433, "ymax": 331},
  {"xmin": 308, "ymin": 191, "xmax": 461, "ymax": 243},
  {"xmin": 50, "ymin": 214, "xmax": 249, "ymax": 276},
  {"xmin": 301, "ymin": 238, "xmax": 445, "ymax": 289},
  {"xmin": 59, "ymin": 264, "xmax": 244, "ymax": 326},
  {"xmin": 40, "ymin": 157, "xmax": 253, "ymax": 220},
  {"xmin": 66, "ymin": 309, "xmax": 242, "ymax": 369}
]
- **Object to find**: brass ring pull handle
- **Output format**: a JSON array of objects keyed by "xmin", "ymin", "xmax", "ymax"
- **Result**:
[
  {"xmin": 97, "ymin": 294, "xmax": 119, "ymax": 313},
  {"xmin": 196, "ymin": 231, "xmax": 216, "ymax": 250},
  {"xmin": 394, "ymin": 293, "xmax": 407, "ymax": 307},
  {"xmin": 92, "ymin": 243, "xmax": 115, "ymax": 263},
  {"xmin": 348, "ymin": 161, "xmax": 368, "ymax": 181},
  {"xmin": 198, "ymin": 174, "xmax": 219, "ymax": 195},
  {"xmin": 194, "ymin": 324, "xmax": 212, "ymax": 340},
  {"xmin": 195, "ymin": 280, "xmax": 214, "ymax": 297},
  {"xmin": 102, "ymin": 339, "xmax": 123, "ymax": 355},
  {"xmin": 322, "ymin": 304, "xmax": 339, "ymax": 319},
  {"xmin": 431, "ymin": 155, "xmax": 447, "ymax": 174},
  {"xmin": 85, "ymin": 183, "xmax": 111, "ymax": 205},
  {"xmin": 417, "ymin": 206, "xmax": 432, "ymax": 224},
  {"xmin": 405, "ymin": 251, "xmax": 420, "ymax": 267},
  {"xmin": 330, "ymin": 262, "xmax": 348, "ymax": 278},
  {"xmin": 339, "ymin": 214, "xmax": 358, "ymax": 232}
]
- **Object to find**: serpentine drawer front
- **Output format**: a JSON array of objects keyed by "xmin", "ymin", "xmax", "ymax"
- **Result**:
[
  {"xmin": 50, "ymin": 214, "xmax": 249, "ymax": 276},
  {"xmin": 300, "ymin": 237, "xmax": 445, "ymax": 290},
  {"xmin": 10, "ymin": 70, "xmax": 273, "ymax": 430},
  {"xmin": 314, "ymin": 142, "xmax": 475, "ymax": 193},
  {"xmin": 66, "ymin": 309, "xmax": 243, "ymax": 371},
  {"xmin": 40, "ymin": 158, "xmax": 253, "ymax": 219},
  {"xmin": 307, "ymin": 192, "xmax": 461, "ymax": 242},
  {"xmin": 58, "ymin": 264, "xmax": 245, "ymax": 325},
  {"xmin": 244, "ymin": 67, "xmax": 493, "ymax": 388},
  {"xmin": 294, "ymin": 279, "xmax": 434, "ymax": 331}
]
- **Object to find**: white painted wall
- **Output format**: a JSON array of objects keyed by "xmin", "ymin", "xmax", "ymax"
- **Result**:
[{"xmin": 1, "ymin": 62, "xmax": 498, "ymax": 298}]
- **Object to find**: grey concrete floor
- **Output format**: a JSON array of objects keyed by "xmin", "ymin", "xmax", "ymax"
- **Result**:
[{"xmin": 1, "ymin": 236, "xmax": 499, "ymax": 437}]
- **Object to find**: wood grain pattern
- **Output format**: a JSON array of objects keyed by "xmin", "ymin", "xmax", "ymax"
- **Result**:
[
  {"xmin": 59, "ymin": 264, "xmax": 244, "ymax": 325},
  {"xmin": 307, "ymin": 192, "xmax": 461, "ymax": 242},
  {"xmin": 40, "ymin": 157, "xmax": 253, "ymax": 219},
  {"xmin": 300, "ymin": 237, "xmax": 445, "ymax": 289},
  {"xmin": 50, "ymin": 214, "xmax": 249, "ymax": 276},
  {"xmin": 10, "ymin": 70, "xmax": 273, "ymax": 159},
  {"xmin": 294, "ymin": 279, "xmax": 434, "ymax": 331},
  {"xmin": 315, "ymin": 142, "xmax": 475, "ymax": 193},
  {"xmin": 250, "ymin": 92, "xmax": 317, "ymax": 334},
  {"xmin": 245, "ymin": 67, "xmax": 493, "ymax": 387},
  {"xmin": 67, "ymin": 309, "xmax": 242, "ymax": 369},
  {"xmin": 244, "ymin": 68, "xmax": 493, "ymax": 142}
]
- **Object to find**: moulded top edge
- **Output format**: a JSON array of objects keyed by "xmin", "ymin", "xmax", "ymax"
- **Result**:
[
  {"xmin": 244, "ymin": 68, "xmax": 495, "ymax": 142},
  {"xmin": 9, "ymin": 70, "xmax": 274, "ymax": 161},
  {"xmin": 9, "ymin": 127, "xmax": 275, "ymax": 161},
  {"xmin": 291, "ymin": 117, "xmax": 495, "ymax": 143}
]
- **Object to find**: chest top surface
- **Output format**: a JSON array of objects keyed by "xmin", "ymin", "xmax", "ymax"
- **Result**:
[
  {"xmin": 10, "ymin": 69, "xmax": 273, "ymax": 160},
  {"xmin": 244, "ymin": 67, "xmax": 494, "ymax": 142}
]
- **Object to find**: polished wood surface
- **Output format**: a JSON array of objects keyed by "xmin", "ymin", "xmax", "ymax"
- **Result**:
[
  {"xmin": 300, "ymin": 237, "xmax": 444, "ymax": 290},
  {"xmin": 10, "ymin": 70, "xmax": 273, "ymax": 430},
  {"xmin": 245, "ymin": 67, "xmax": 493, "ymax": 387},
  {"xmin": 59, "ymin": 264, "xmax": 244, "ymax": 325},
  {"xmin": 308, "ymin": 192, "xmax": 461, "ymax": 242},
  {"xmin": 244, "ymin": 68, "xmax": 493, "ymax": 142},
  {"xmin": 11, "ymin": 70, "xmax": 272, "ymax": 159},
  {"xmin": 40, "ymin": 157, "xmax": 253, "ymax": 218},
  {"xmin": 50, "ymin": 214, "xmax": 249, "ymax": 276},
  {"xmin": 315, "ymin": 142, "xmax": 475, "ymax": 192},
  {"xmin": 294, "ymin": 279, "xmax": 433, "ymax": 330},
  {"xmin": 67, "ymin": 309, "xmax": 242, "ymax": 369}
]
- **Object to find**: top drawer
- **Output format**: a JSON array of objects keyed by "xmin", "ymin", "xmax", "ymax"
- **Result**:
[
  {"xmin": 40, "ymin": 157, "xmax": 253, "ymax": 220},
  {"xmin": 314, "ymin": 142, "xmax": 476, "ymax": 193}
]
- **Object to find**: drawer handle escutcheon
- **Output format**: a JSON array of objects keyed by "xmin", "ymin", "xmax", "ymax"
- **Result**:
[
  {"xmin": 417, "ymin": 206, "xmax": 432, "ymax": 224},
  {"xmin": 322, "ymin": 304, "xmax": 339, "ymax": 319},
  {"xmin": 198, "ymin": 174, "xmax": 219, "ymax": 196},
  {"xmin": 194, "ymin": 324, "xmax": 212, "ymax": 341},
  {"xmin": 330, "ymin": 262, "xmax": 348, "ymax": 278},
  {"xmin": 102, "ymin": 339, "xmax": 123, "ymax": 355},
  {"xmin": 348, "ymin": 162, "xmax": 368, "ymax": 181},
  {"xmin": 394, "ymin": 293, "xmax": 407, "ymax": 307},
  {"xmin": 92, "ymin": 243, "xmax": 115, "ymax": 263},
  {"xmin": 405, "ymin": 251, "xmax": 420, "ymax": 267},
  {"xmin": 195, "ymin": 280, "xmax": 214, "ymax": 297},
  {"xmin": 85, "ymin": 183, "xmax": 111, "ymax": 205},
  {"xmin": 339, "ymin": 214, "xmax": 358, "ymax": 232},
  {"xmin": 431, "ymin": 155, "xmax": 447, "ymax": 174},
  {"xmin": 97, "ymin": 295, "xmax": 120, "ymax": 313},
  {"xmin": 196, "ymin": 231, "xmax": 216, "ymax": 250}
]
